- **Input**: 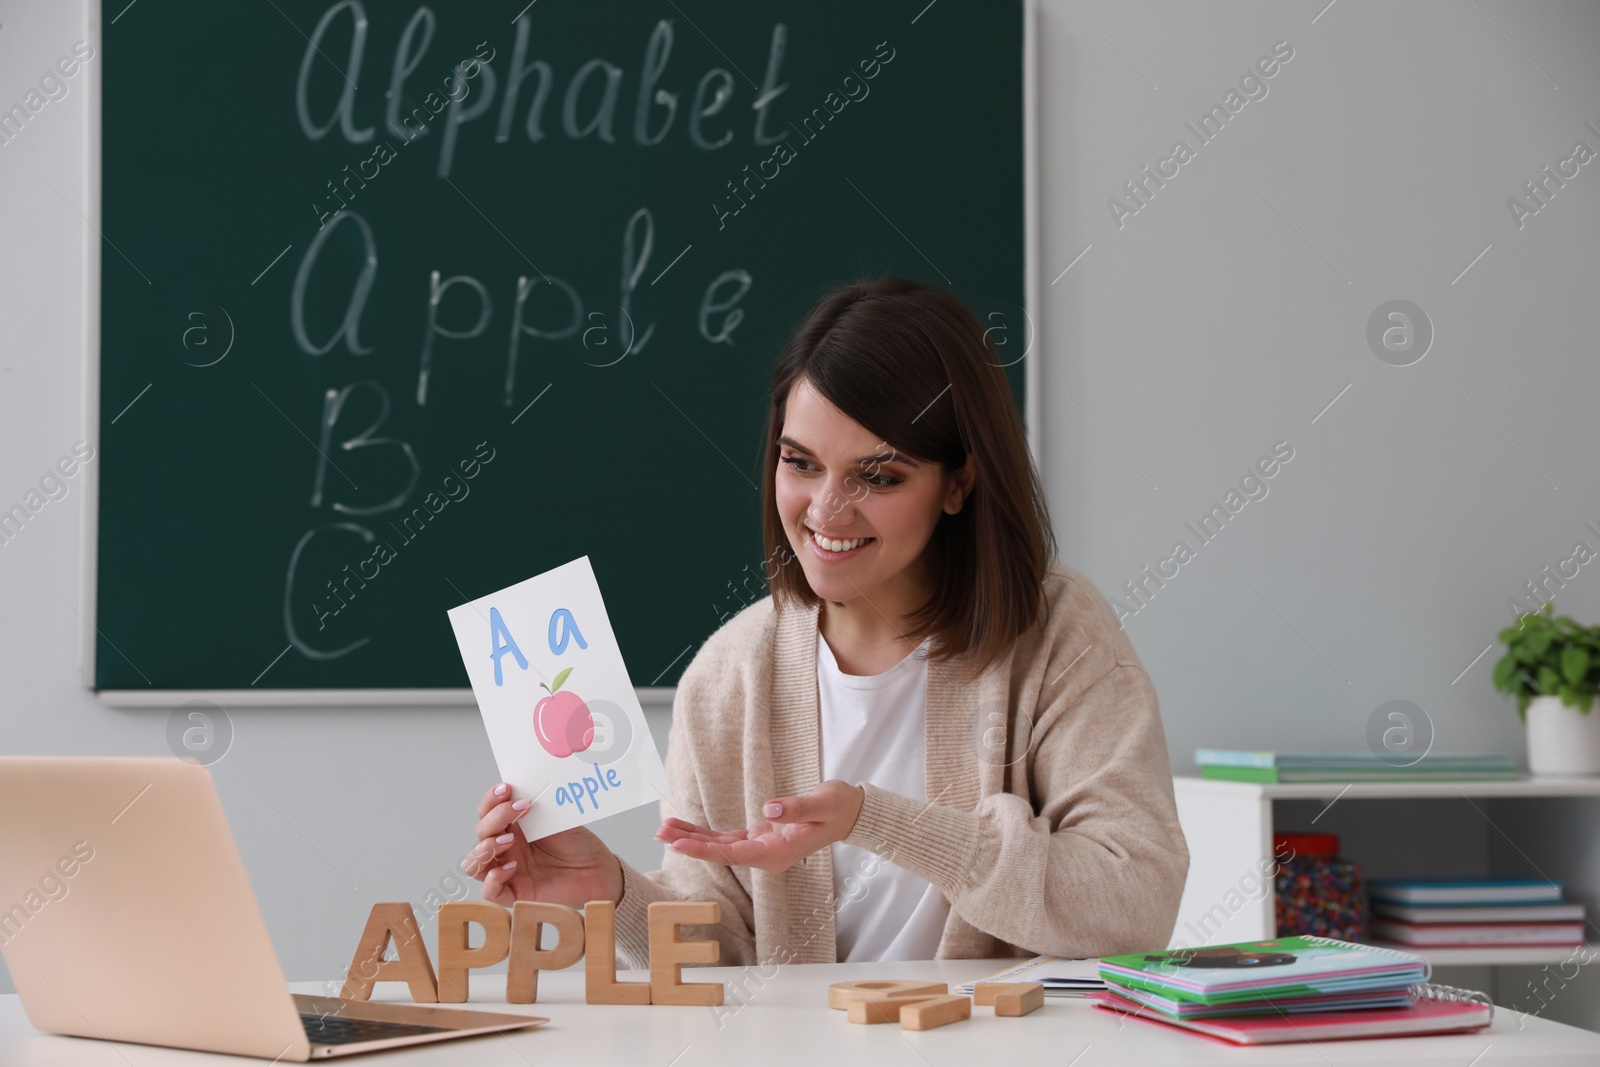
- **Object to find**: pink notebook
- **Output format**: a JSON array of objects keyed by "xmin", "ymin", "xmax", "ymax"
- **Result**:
[{"xmin": 1093, "ymin": 988, "xmax": 1493, "ymax": 1045}]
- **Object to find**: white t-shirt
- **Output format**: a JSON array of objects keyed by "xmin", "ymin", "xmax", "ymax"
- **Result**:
[{"xmin": 817, "ymin": 629, "xmax": 952, "ymax": 961}]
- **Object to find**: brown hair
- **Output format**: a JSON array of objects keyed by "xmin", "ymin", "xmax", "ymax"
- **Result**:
[{"xmin": 759, "ymin": 275, "xmax": 1057, "ymax": 683}]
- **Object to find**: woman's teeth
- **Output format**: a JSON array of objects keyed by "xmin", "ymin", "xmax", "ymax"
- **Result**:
[{"xmin": 809, "ymin": 529, "xmax": 872, "ymax": 553}]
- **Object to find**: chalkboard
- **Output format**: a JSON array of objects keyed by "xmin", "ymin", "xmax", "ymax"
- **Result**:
[{"xmin": 95, "ymin": 0, "xmax": 1027, "ymax": 693}]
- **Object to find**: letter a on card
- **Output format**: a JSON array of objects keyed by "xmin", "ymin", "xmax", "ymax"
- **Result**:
[{"xmin": 447, "ymin": 557, "xmax": 672, "ymax": 841}]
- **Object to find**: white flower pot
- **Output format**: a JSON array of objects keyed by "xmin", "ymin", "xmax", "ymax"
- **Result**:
[{"xmin": 1525, "ymin": 695, "xmax": 1600, "ymax": 776}]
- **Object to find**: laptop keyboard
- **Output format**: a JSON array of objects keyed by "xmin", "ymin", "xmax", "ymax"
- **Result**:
[{"xmin": 299, "ymin": 1011, "xmax": 450, "ymax": 1046}]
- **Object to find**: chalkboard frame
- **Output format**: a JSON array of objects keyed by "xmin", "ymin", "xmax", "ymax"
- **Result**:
[{"xmin": 84, "ymin": 0, "xmax": 1041, "ymax": 707}]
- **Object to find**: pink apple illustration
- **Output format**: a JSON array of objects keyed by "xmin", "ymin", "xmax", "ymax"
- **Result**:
[{"xmin": 533, "ymin": 666, "xmax": 595, "ymax": 759}]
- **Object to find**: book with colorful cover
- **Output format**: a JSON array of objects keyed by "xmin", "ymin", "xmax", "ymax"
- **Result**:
[
  {"xmin": 1102, "ymin": 981, "xmax": 1414, "ymax": 1019},
  {"xmin": 1092, "ymin": 986, "xmax": 1492, "ymax": 1045},
  {"xmin": 1372, "ymin": 901, "xmax": 1585, "ymax": 923},
  {"xmin": 1369, "ymin": 878, "xmax": 1562, "ymax": 905},
  {"xmin": 1097, "ymin": 937, "xmax": 1428, "ymax": 1006},
  {"xmin": 1372, "ymin": 918, "xmax": 1586, "ymax": 947}
]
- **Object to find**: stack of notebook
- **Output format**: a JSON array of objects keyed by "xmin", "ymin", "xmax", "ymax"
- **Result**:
[
  {"xmin": 1369, "ymin": 879, "xmax": 1588, "ymax": 948},
  {"xmin": 1195, "ymin": 749, "xmax": 1519, "ymax": 783},
  {"xmin": 1091, "ymin": 936, "xmax": 1493, "ymax": 1045}
]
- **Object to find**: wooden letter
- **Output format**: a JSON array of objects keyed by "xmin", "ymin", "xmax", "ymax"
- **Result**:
[
  {"xmin": 974, "ymin": 981, "xmax": 1043, "ymax": 1007},
  {"xmin": 828, "ymin": 980, "xmax": 947, "ymax": 1010},
  {"xmin": 339, "ymin": 903, "xmax": 438, "ymax": 1003},
  {"xmin": 506, "ymin": 902, "xmax": 586, "ymax": 1004},
  {"xmin": 647, "ymin": 902, "xmax": 724, "ymax": 1006},
  {"xmin": 846, "ymin": 993, "xmax": 942, "ymax": 1025},
  {"xmin": 993, "ymin": 983, "xmax": 1044, "ymax": 1017},
  {"xmin": 583, "ymin": 899, "xmax": 650, "ymax": 1004},
  {"xmin": 899, "ymin": 994, "xmax": 972, "ymax": 1031},
  {"xmin": 972, "ymin": 982, "xmax": 1006, "ymax": 1006},
  {"xmin": 436, "ymin": 902, "xmax": 511, "ymax": 1003}
]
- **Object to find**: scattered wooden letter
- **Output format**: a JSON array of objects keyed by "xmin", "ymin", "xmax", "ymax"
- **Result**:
[
  {"xmin": 972, "ymin": 982, "xmax": 1007, "ymax": 1006},
  {"xmin": 899, "ymin": 994, "xmax": 972, "ymax": 1031},
  {"xmin": 339, "ymin": 903, "xmax": 439, "ymax": 1003},
  {"xmin": 583, "ymin": 899, "xmax": 651, "ymax": 1004},
  {"xmin": 647, "ymin": 902, "xmax": 724, "ymax": 1006},
  {"xmin": 827, "ymin": 980, "xmax": 948, "ymax": 1010},
  {"xmin": 846, "ymin": 992, "xmax": 950, "ymax": 1025},
  {"xmin": 993, "ymin": 983, "xmax": 1044, "ymax": 1017},
  {"xmin": 506, "ymin": 902, "xmax": 586, "ymax": 1004},
  {"xmin": 833, "ymin": 979, "xmax": 968, "ymax": 1031}
]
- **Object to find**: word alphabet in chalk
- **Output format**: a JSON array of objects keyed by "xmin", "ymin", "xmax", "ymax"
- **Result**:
[{"xmin": 341, "ymin": 899, "xmax": 723, "ymax": 1005}]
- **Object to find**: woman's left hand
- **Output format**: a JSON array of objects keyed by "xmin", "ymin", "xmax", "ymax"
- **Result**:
[{"xmin": 655, "ymin": 780, "xmax": 866, "ymax": 874}]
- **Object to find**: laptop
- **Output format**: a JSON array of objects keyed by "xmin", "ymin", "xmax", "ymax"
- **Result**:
[{"xmin": 0, "ymin": 756, "xmax": 546, "ymax": 1060}]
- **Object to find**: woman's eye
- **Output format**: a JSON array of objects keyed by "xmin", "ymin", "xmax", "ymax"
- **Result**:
[{"xmin": 780, "ymin": 456, "xmax": 901, "ymax": 488}]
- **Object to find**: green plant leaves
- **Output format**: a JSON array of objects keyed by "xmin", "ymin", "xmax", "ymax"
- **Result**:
[
  {"xmin": 1493, "ymin": 652, "xmax": 1520, "ymax": 692},
  {"xmin": 1538, "ymin": 665, "xmax": 1563, "ymax": 694},
  {"xmin": 551, "ymin": 666, "xmax": 573, "ymax": 693},
  {"xmin": 1494, "ymin": 602, "xmax": 1598, "ymax": 717},
  {"xmin": 1562, "ymin": 647, "xmax": 1590, "ymax": 687}
]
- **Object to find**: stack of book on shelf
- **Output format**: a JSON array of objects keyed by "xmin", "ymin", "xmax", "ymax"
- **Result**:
[
  {"xmin": 1091, "ymin": 936, "xmax": 1493, "ymax": 1045},
  {"xmin": 1369, "ymin": 878, "xmax": 1589, "ymax": 949},
  {"xmin": 1195, "ymin": 749, "xmax": 1519, "ymax": 783}
]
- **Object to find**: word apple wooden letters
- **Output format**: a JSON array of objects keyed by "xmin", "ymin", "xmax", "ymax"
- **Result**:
[{"xmin": 342, "ymin": 899, "xmax": 723, "ymax": 1006}]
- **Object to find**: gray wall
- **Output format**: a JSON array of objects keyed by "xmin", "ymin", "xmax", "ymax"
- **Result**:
[
  {"xmin": 1040, "ymin": 0, "xmax": 1600, "ymax": 772},
  {"xmin": 3, "ymin": 0, "xmax": 1598, "ymax": 1029}
]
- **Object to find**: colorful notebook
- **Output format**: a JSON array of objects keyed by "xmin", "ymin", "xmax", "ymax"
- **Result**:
[
  {"xmin": 1098, "ymin": 937, "xmax": 1428, "ymax": 1006},
  {"xmin": 1372, "ymin": 918, "xmax": 1586, "ymax": 946},
  {"xmin": 1368, "ymin": 879, "xmax": 1562, "ymax": 905},
  {"xmin": 1102, "ymin": 982, "xmax": 1414, "ymax": 1019},
  {"xmin": 1093, "ymin": 985, "xmax": 1492, "ymax": 1045}
]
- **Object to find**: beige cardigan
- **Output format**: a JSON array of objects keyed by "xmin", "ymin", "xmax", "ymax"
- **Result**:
[{"xmin": 610, "ymin": 562, "xmax": 1189, "ymax": 968}]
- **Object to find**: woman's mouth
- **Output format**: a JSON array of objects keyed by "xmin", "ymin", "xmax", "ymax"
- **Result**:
[{"xmin": 804, "ymin": 525, "xmax": 875, "ymax": 562}]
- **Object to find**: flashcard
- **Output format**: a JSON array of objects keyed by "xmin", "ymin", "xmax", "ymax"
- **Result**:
[{"xmin": 448, "ymin": 556, "xmax": 673, "ymax": 840}]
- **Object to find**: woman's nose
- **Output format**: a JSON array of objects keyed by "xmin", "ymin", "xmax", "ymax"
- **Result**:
[{"xmin": 808, "ymin": 475, "xmax": 859, "ymax": 527}]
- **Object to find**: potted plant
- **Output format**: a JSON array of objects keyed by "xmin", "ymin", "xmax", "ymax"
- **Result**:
[{"xmin": 1493, "ymin": 602, "xmax": 1600, "ymax": 775}]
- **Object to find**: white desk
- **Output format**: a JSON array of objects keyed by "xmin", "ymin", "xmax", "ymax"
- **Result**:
[{"xmin": 3, "ymin": 958, "xmax": 1599, "ymax": 1066}]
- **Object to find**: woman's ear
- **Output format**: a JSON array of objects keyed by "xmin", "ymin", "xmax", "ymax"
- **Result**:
[{"xmin": 943, "ymin": 455, "xmax": 976, "ymax": 515}]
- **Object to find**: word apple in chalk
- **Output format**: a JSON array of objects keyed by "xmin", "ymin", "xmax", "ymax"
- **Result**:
[{"xmin": 534, "ymin": 667, "xmax": 594, "ymax": 758}]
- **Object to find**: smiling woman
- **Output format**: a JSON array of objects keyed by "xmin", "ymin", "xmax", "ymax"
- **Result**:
[{"xmin": 464, "ymin": 276, "xmax": 1189, "ymax": 970}]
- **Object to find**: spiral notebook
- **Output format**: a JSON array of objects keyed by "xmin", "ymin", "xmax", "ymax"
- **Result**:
[
  {"xmin": 1092, "ymin": 983, "xmax": 1493, "ymax": 1045},
  {"xmin": 1098, "ymin": 936, "xmax": 1429, "ymax": 1006}
]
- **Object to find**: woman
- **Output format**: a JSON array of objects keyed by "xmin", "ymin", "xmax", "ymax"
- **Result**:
[{"xmin": 463, "ymin": 275, "xmax": 1188, "ymax": 967}]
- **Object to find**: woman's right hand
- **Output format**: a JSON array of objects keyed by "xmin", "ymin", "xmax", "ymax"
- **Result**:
[{"xmin": 463, "ymin": 782, "xmax": 624, "ymax": 910}]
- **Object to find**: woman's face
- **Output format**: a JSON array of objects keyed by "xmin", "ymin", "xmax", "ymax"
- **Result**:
[{"xmin": 775, "ymin": 378, "xmax": 971, "ymax": 609}]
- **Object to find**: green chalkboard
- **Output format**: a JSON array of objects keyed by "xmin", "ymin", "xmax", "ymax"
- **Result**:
[{"xmin": 96, "ymin": 0, "xmax": 1026, "ymax": 692}]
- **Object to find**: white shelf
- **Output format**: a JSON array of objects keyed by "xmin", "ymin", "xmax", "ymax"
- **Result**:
[
  {"xmin": 1366, "ymin": 941, "xmax": 1595, "ymax": 967},
  {"xmin": 1177, "ymin": 775, "xmax": 1600, "ymax": 801},
  {"xmin": 1169, "ymin": 776, "xmax": 1600, "ymax": 972}
]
